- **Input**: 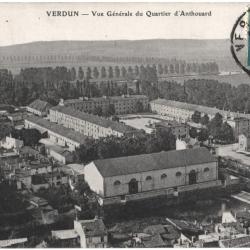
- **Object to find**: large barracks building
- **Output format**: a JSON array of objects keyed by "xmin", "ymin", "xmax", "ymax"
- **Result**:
[{"xmin": 84, "ymin": 147, "xmax": 221, "ymax": 206}]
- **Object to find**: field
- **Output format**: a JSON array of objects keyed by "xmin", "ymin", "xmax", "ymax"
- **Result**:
[
  {"xmin": 160, "ymin": 72, "xmax": 250, "ymax": 86},
  {"xmin": 0, "ymin": 39, "xmax": 239, "ymax": 73}
]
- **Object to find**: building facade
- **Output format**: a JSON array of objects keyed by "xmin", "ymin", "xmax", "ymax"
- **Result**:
[
  {"xmin": 0, "ymin": 136, "xmax": 24, "ymax": 151},
  {"xmin": 25, "ymin": 116, "xmax": 87, "ymax": 151},
  {"xmin": 154, "ymin": 120, "xmax": 189, "ymax": 139},
  {"xmin": 235, "ymin": 117, "xmax": 250, "ymax": 140},
  {"xmin": 238, "ymin": 134, "xmax": 250, "ymax": 152},
  {"xmin": 49, "ymin": 105, "xmax": 138, "ymax": 139},
  {"xmin": 62, "ymin": 95, "xmax": 149, "ymax": 115},
  {"xmin": 150, "ymin": 98, "xmax": 250, "ymax": 123},
  {"xmin": 84, "ymin": 148, "xmax": 221, "ymax": 206},
  {"xmin": 74, "ymin": 218, "xmax": 108, "ymax": 248}
]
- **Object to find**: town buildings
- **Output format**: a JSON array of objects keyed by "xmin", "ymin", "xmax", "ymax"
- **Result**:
[
  {"xmin": 27, "ymin": 99, "xmax": 52, "ymax": 117},
  {"xmin": 7, "ymin": 111, "xmax": 26, "ymax": 126},
  {"xmin": 25, "ymin": 115, "xmax": 87, "ymax": 151},
  {"xmin": 61, "ymin": 94, "xmax": 149, "ymax": 115},
  {"xmin": 49, "ymin": 105, "xmax": 138, "ymax": 139},
  {"xmin": 84, "ymin": 147, "xmax": 221, "ymax": 206},
  {"xmin": 0, "ymin": 136, "xmax": 24, "ymax": 151},
  {"xmin": 52, "ymin": 218, "xmax": 108, "ymax": 248},
  {"xmin": 154, "ymin": 120, "xmax": 189, "ymax": 139},
  {"xmin": 48, "ymin": 146, "xmax": 75, "ymax": 164}
]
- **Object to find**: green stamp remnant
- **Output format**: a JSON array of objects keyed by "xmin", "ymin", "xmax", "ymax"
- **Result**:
[{"xmin": 248, "ymin": 8, "xmax": 250, "ymax": 66}]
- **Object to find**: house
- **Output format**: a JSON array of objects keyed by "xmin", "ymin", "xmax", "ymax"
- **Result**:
[
  {"xmin": 20, "ymin": 146, "xmax": 49, "ymax": 162},
  {"xmin": 139, "ymin": 234, "xmax": 167, "ymax": 248},
  {"xmin": 143, "ymin": 224, "xmax": 180, "ymax": 246},
  {"xmin": 45, "ymin": 171, "xmax": 69, "ymax": 187},
  {"xmin": 74, "ymin": 217, "xmax": 108, "ymax": 248},
  {"xmin": 28, "ymin": 162, "xmax": 52, "ymax": 176},
  {"xmin": 49, "ymin": 146, "xmax": 75, "ymax": 164},
  {"xmin": 84, "ymin": 147, "xmax": 221, "ymax": 206},
  {"xmin": 28, "ymin": 196, "xmax": 59, "ymax": 225},
  {"xmin": 15, "ymin": 169, "xmax": 32, "ymax": 189},
  {"xmin": 31, "ymin": 175, "xmax": 50, "ymax": 192},
  {"xmin": 154, "ymin": 120, "xmax": 189, "ymax": 139},
  {"xmin": 51, "ymin": 229, "xmax": 79, "ymax": 246},
  {"xmin": 29, "ymin": 196, "xmax": 49, "ymax": 207},
  {"xmin": 238, "ymin": 134, "xmax": 250, "ymax": 152},
  {"xmin": 0, "ymin": 136, "xmax": 24, "ymax": 151},
  {"xmin": 27, "ymin": 99, "xmax": 52, "ymax": 117},
  {"xmin": 7, "ymin": 111, "xmax": 26, "ymax": 125}
]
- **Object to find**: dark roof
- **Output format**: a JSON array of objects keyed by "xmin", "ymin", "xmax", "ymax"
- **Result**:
[
  {"xmin": 220, "ymin": 235, "xmax": 250, "ymax": 247},
  {"xmin": 166, "ymin": 218, "xmax": 203, "ymax": 235},
  {"xmin": 28, "ymin": 99, "xmax": 52, "ymax": 112},
  {"xmin": 141, "ymin": 234, "xmax": 166, "ymax": 248},
  {"xmin": 25, "ymin": 115, "xmax": 87, "ymax": 145},
  {"xmin": 236, "ymin": 210, "xmax": 250, "ymax": 220},
  {"xmin": 93, "ymin": 147, "xmax": 217, "ymax": 177},
  {"xmin": 80, "ymin": 218, "xmax": 107, "ymax": 237},
  {"xmin": 29, "ymin": 196, "xmax": 48, "ymax": 207},
  {"xmin": 143, "ymin": 224, "xmax": 179, "ymax": 241},
  {"xmin": 143, "ymin": 224, "xmax": 166, "ymax": 235},
  {"xmin": 51, "ymin": 105, "xmax": 137, "ymax": 134}
]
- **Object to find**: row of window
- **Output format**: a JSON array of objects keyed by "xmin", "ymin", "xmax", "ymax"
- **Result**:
[{"xmin": 113, "ymin": 168, "xmax": 210, "ymax": 186}]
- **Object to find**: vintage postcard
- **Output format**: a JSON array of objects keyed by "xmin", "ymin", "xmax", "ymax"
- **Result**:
[{"xmin": 1, "ymin": 2, "xmax": 250, "ymax": 248}]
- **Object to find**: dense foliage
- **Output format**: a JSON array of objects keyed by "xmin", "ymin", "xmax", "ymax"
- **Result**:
[
  {"xmin": 74, "ymin": 129, "xmax": 176, "ymax": 164},
  {"xmin": 11, "ymin": 128, "xmax": 42, "ymax": 146}
]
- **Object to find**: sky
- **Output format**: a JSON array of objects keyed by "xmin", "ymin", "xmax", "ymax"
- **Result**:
[{"xmin": 0, "ymin": 2, "xmax": 248, "ymax": 46}]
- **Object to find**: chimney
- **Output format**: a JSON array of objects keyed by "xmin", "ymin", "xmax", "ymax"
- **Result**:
[
  {"xmin": 59, "ymin": 99, "xmax": 64, "ymax": 106},
  {"xmin": 191, "ymin": 236, "xmax": 195, "ymax": 243}
]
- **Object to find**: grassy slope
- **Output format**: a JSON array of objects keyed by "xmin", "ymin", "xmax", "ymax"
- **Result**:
[{"xmin": 0, "ymin": 39, "xmax": 237, "ymax": 71}]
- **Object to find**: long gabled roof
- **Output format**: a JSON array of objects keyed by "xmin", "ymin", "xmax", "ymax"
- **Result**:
[
  {"xmin": 50, "ymin": 105, "xmax": 137, "ymax": 134},
  {"xmin": 151, "ymin": 98, "xmax": 250, "ymax": 120},
  {"xmin": 93, "ymin": 147, "xmax": 216, "ymax": 178},
  {"xmin": 151, "ymin": 99, "xmax": 221, "ymax": 116},
  {"xmin": 25, "ymin": 115, "xmax": 87, "ymax": 144}
]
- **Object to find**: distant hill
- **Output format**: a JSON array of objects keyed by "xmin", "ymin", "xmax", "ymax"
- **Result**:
[{"xmin": 0, "ymin": 39, "xmax": 238, "ymax": 72}]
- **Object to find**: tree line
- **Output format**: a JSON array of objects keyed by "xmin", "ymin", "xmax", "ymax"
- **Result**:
[
  {"xmin": 0, "ymin": 65, "xmax": 158, "ymax": 106},
  {"xmin": 158, "ymin": 79, "xmax": 250, "ymax": 114},
  {"xmin": 2, "ymin": 65, "xmax": 250, "ymax": 115},
  {"xmin": 190, "ymin": 111, "xmax": 235, "ymax": 144},
  {"xmin": 74, "ymin": 129, "xmax": 176, "ymax": 164}
]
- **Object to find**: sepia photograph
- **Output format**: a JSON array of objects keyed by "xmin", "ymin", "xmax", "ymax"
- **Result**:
[{"xmin": 1, "ymin": 2, "xmax": 250, "ymax": 248}]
